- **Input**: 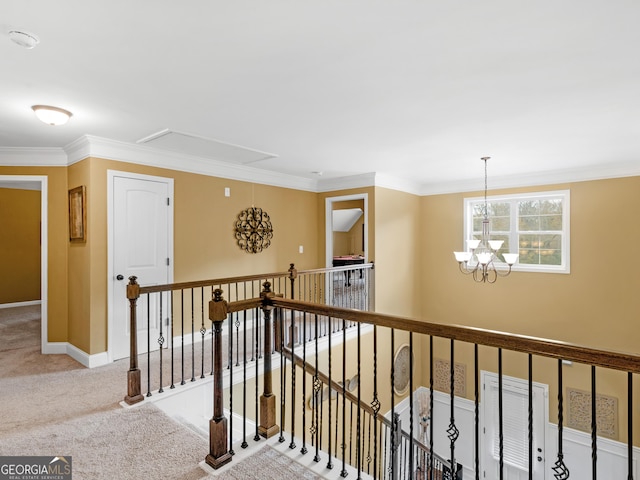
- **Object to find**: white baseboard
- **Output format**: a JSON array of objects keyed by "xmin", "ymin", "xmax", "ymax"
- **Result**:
[
  {"xmin": 42, "ymin": 341, "xmax": 110, "ymax": 369},
  {"xmin": 42, "ymin": 341, "xmax": 68, "ymax": 354},
  {"xmin": 0, "ymin": 300, "xmax": 41, "ymax": 309}
]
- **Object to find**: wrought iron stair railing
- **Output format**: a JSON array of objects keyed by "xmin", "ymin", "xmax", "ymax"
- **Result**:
[{"xmin": 124, "ymin": 267, "xmax": 640, "ymax": 480}]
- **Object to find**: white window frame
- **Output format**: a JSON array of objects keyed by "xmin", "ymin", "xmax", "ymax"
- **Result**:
[{"xmin": 462, "ymin": 189, "xmax": 570, "ymax": 274}]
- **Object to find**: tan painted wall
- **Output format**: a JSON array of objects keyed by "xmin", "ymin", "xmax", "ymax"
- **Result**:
[
  {"xmin": 420, "ymin": 176, "xmax": 640, "ymax": 443},
  {"xmin": 0, "ymin": 188, "xmax": 41, "ymax": 304},
  {"xmin": 78, "ymin": 157, "xmax": 320, "ymax": 354},
  {"xmin": 374, "ymin": 187, "xmax": 422, "ymax": 318}
]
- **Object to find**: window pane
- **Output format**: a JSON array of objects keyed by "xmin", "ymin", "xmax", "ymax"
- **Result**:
[
  {"xmin": 519, "ymin": 234, "xmax": 562, "ymax": 265},
  {"xmin": 540, "ymin": 199, "xmax": 563, "ymax": 215},
  {"xmin": 540, "ymin": 214, "xmax": 562, "ymax": 230},
  {"xmin": 519, "ymin": 215, "xmax": 540, "ymax": 231}
]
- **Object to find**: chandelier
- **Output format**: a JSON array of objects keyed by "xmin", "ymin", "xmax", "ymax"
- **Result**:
[{"xmin": 453, "ymin": 157, "xmax": 518, "ymax": 283}]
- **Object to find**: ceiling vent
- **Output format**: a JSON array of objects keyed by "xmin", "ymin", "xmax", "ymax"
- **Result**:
[{"xmin": 137, "ymin": 129, "xmax": 278, "ymax": 165}]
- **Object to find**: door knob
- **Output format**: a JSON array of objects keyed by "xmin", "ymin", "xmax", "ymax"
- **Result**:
[{"xmin": 116, "ymin": 274, "xmax": 124, "ymax": 281}]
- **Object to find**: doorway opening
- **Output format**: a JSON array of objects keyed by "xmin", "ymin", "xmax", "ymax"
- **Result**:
[
  {"xmin": 0, "ymin": 175, "xmax": 48, "ymax": 353},
  {"xmin": 325, "ymin": 193, "xmax": 368, "ymax": 268}
]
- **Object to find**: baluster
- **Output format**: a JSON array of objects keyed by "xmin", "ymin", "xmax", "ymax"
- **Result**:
[
  {"xmin": 335, "ymin": 386, "xmax": 339, "ymax": 459},
  {"xmin": 177, "ymin": 290, "xmax": 182, "ymax": 387},
  {"xmin": 279, "ymin": 306, "xmax": 286, "ymax": 444},
  {"xmin": 320, "ymin": 381, "xmax": 325, "ymax": 461},
  {"xmin": 429, "ymin": 336, "xmax": 434, "ymax": 480},
  {"xmin": 290, "ymin": 305, "xmax": 297, "ymax": 450},
  {"xmin": 205, "ymin": 288, "xmax": 232, "ymax": 470},
  {"xmin": 447, "ymin": 339, "xmax": 459, "ymax": 479},
  {"xmin": 553, "ymin": 359, "xmax": 570, "ymax": 479},
  {"xmin": 191, "ymin": 288, "xmax": 196, "ymax": 382},
  {"xmin": 199, "ymin": 288, "xmax": 205, "ymax": 379},
  {"xmin": 327, "ymin": 315, "xmax": 334, "ymax": 471},
  {"xmin": 340, "ymin": 316, "xmax": 348, "ymax": 478},
  {"xmin": 499, "ymin": 349, "xmax": 504, "ymax": 479},
  {"xmin": 372, "ymin": 325, "xmax": 380, "ymax": 479},
  {"xmin": 146, "ymin": 295, "xmax": 152, "ymax": 397},
  {"xmin": 301, "ymin": 311, "xmax": 308, "ymax": 455},
  {"xmin": 628, "ymin": 372, "xmax": 633, "ymax": 480},
  {"xmin": 211, "ymin": 287, "xmax": 219, "ymax": 374},
  {"xmin": 254, "ymin": 305, "xmax": 260, "ymax": 442},
  {"xmin": 366, "ymin": 414, "xmax": 372, "ymax": 475},
  {"xmin": 528, "ymin": 354, "xmax": 533, "ymax": 480},
  {"xmin": 241, "ymin": 309, "xmax": 248, "ymax": 449},
  {"xmin": 158, "ymin": 292, "xmax": 165, "ymax": 393},
  {"xmin": 124, "ymin": 276, "xmax": 143, "ymax": 405},
  {"xmin": 172, "ymin": 290, "xmax": 178, "ymax": 388},
  {"xmin": 357, "ymin": 322, "xmax": 362, "ymax": 478},
  {"xmin": 392, "ymin": 414, "xmax": 401, "ymax": 480},
  {"xmin": 228, "ymin": 311, "xmax": 235, "ymax": 456},
  {"xmin": 409, "ymin": 333, "xmax": 414, "ymax": 480},
  {"xmin": 390, "ymin": 328, "xmax": 399, "ymax": 480},
  {"xmin": 591, "ymin": 366, "xmax": 597, "ymax": 480},
  {"xmin": 475, "ymin": 344, "xmax": 480, "ymax": 480},
  {"xmin": 235, "ymin": 311, "xmax": 240, "ymax": 367},
  {"xmin": 313, "ymin": 313, "xmax": 322, "ymax": 462}
]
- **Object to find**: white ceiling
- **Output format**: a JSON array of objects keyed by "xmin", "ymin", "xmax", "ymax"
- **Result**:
[{"xmin": 1, "ymin": 1, "xmax": 639, "ymax": 194}]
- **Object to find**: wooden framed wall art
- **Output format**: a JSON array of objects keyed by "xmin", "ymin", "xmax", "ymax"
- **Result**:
[{"xmin": 69, "ymin": 185, "xmax": 86, "ymax": 242}]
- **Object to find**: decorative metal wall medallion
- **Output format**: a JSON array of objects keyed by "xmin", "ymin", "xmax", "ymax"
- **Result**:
[
  {"xmin": 566, "ymin": 387, "xmax": 618, "ymax": 439},
  {"xmin": 234, "ymin": 206, "xmax": 274, "ymax": 254},
  {"xmin": 433, "ymin": 358, "xmax": 467, "ymax": 397},
  {"xmin": 393, "ymin": 344, "xmax": 412, "ymax": 395}
]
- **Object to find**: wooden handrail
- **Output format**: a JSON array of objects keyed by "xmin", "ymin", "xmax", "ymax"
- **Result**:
[
  {"xmin": 271, "ymin": 297, "xmax": 640, "ymax": 374},
  {"xmin": 137, "ymin": 263, "xmax": 374, "ymax": 294}
]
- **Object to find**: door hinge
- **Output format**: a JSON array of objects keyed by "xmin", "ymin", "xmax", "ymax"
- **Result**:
[{"xmin": 166, "ymin": 258, "xmax": 170, "ymax": 266}]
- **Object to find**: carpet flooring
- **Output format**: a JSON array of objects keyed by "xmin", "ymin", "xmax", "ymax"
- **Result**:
[{"xmin": 0, "ymin": 305, "xmax": 325, "ymax": 479}]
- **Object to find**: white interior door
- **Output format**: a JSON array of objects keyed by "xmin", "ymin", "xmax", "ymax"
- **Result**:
[
  {"xmin": 109, "ymin": 172, "xmax": 173, "ymax": 361},
  {"xmin": 482, "ymin": 371, "xmax": 548, "ymax": 480}
]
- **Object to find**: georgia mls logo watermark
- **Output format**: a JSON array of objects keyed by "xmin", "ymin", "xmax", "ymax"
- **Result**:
[{"xmin": 0, "ymin": 456, "xmax": 72, "ymax": 480}]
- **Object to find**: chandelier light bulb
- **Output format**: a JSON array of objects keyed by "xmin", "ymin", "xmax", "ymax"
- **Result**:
[{"xmin": 31, "ymin": 105, "xmax": 73, "ymax": 126}]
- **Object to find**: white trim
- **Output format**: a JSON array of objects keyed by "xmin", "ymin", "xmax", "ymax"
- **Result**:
[
  {"xmin": 0, "ymin": 300, "xmax": 41, "ymax": 309},
  {"xmin": 4, "ymin": 136, "xmax": 640, "ymax": 196},
  {"xmin": 325, "ymin": 193, "xmax": 369, "ymax": 268},
  {"xmin": 42, "ymin": 342, "xmax": 67, "ymax": 355},
  {"xmin": 462, "ymin": 189, "xmax": 571, "ymax": 274},
  {"xmin": 106, "ymin": 170, "xmax": 175, "ymax": 363},
  {"xmin": 67, "ymin": 135, "xmax": 317, "ymax": 192},
  {"xmin": 0, "ymin": 147, "xmax": 68, "ymax": 166},
  {"xmin": 65, "ymin": 343, "xmax": 111, "ymax": 368}
]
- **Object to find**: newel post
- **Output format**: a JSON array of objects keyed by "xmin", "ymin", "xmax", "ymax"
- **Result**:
[
  {"xmin": 124, "ymin": 276, "xmax": 144, "ymax": 405},
  {"xmin": 205, "ymin": 288, "xmax": 233, "ymax": 470},
  {"xmin": 259, "ymin": 281, "xmax": 280, "ymax": 438}
]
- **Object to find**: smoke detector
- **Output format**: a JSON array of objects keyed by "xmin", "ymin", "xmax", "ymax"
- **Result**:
[{"xmin": 8, "ymin": 30, "xmax": 40, "ymax": 49}]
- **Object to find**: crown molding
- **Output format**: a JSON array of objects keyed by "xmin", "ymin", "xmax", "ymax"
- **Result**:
[
  {"xmin": 316, "ymin": 172, "xmax": 377, "ymax": 192},
  {"xmin": 64, "ymin": 135, "xmax": 319, "ymax": 191},
  {"xmin": 0, "ymin": 146, "xmax": 68, "ymax": 166},
  {"xmin": 3, "ymin": 136, "xmax": 640, "ymax": 195},
  {"xmin": 418, "ymin": 160, "xmax": 640, "ymax": 196}
]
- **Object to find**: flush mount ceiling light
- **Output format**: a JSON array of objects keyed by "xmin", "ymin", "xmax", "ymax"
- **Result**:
[
  {"xmin": 8, "ymin": 30, "xmax": 40, "ymax": 49},
  {"xmin": 31, "ymin": 105, "xmax": 73, "ymax": 126},
  {"xmin": 453, "ymin": 157, "xmax": 519, "ymax": 283}
]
